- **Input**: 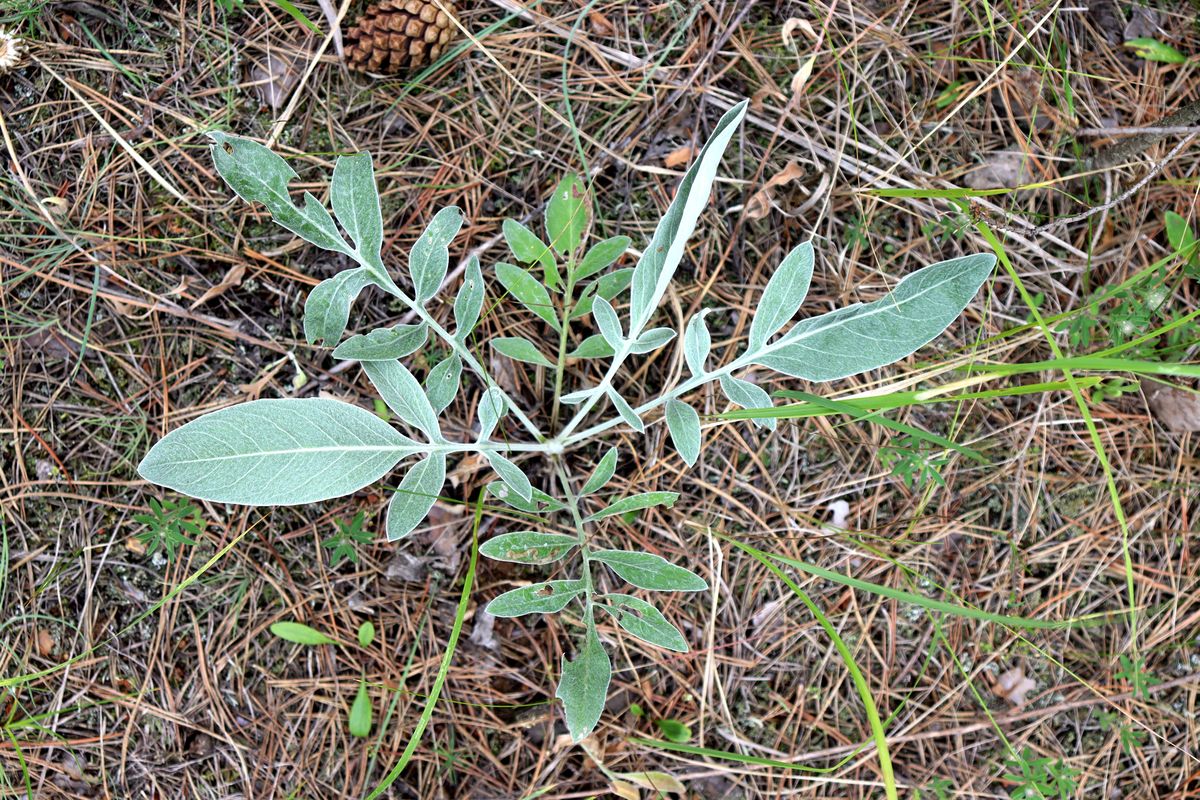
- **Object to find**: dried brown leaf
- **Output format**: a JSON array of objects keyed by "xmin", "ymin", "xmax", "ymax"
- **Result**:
[
  {"xmin": 1146, "ymin": 383, "xmax": 1200, "ymax": 432},
  {"xmin": 744, "ymin": 161, "xmax": 806, "ymax": 220}
]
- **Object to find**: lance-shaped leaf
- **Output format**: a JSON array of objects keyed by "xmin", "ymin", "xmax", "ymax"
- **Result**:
[
  {"xmin": 571, "ymin": 267, "xmax": 634, "ymax": 319},
  {"xmin": 592, "ymin": 550, "xmax": 707, "ymax": 592},
  {"xmin": 486, "ymin": 451, "xmax": 533, "ymax": 502},
  {"xmin": 556, "ymin": 626, "xmax": 611, "ymax": 742},
  {"xmin": 503, "ymin": 218, "xmax": 556, "ymax": 274},
  {"xmin": 425, "ymin": 355, "xmax": 462, "ymax": 414},
  {"xmin": 454, "ymin": 254, "xmax": 485, "ymax": 338},
  {"xmin": 627, "ymin": 101, "xmax": 747, "ymax": 334},
  {"xmin": 480, "ymin": 531, "xmax": 577, "ymax": 564},
  {"xmin": 609, "ymin": 389, "xmax": 645, "ymax": 433},
  {"xmin": 492, "ymin": 337, "xmax": 554, "ymax": 368},
  {"xmin": 581, "ymin": 446, "xmax": 618, "ymax": 495},
  {"xmin": 629, "ymin": 327, "xmax": 676, "ymax": 355},
  {"xmin": 560, "ymin": 386, "xmax": 598, "ymax": 405},
  {"xmin": 496, "ymin": 262, "xmax": 560, "ymax": 330},
  {"xmin": 683, "ymin": 309, "xmax": 712, "ymax": 377},
  {"xmin": 575, "ymin": 235, "xmax": 630, "ymax": 282},
  {"xmin": 304, "ymin": 268, "xmax": 372, "ymax": 346},
  {"xmin": 332, "ymin": 323, "xmax": 428, "ymax": 361},
  {"xmin": 568, "ymin": 334, "xmax": 615, "ymax": 359},
  {"xmin": 545, "ymin": 172, "xmax": 590, "ymax": 258},
  {"xmin": 331, "ymin": 152, "xmax": 385, "ymax": 273},
  {"xmin": 477, "ymin": 386, "xmax": 507, "ymax": 440},
  {"xmin": 208, "ymin": 132, "xmax": 355, "ymax": 259},
  {"xmin": 719, "ymin": 374, "xmax": 776, "ymax": 431},
  {"xmin": 270, "ymin": 621, "xmax": 337, "ymax": 645},
  {"xmin": 592, "ymin": 296, "xmax": 623, "ymax": 349},
  {"xmin": 664, "ymin": 399, "xmax": 701, "ymax": 466},
  {"xmin": 602, "ymin": 595, "xmax": 688, "ymax": 652},
  {"xmin": 362, "ymin": 360, "xmax": 441, "ymax": 441},
  {"xmin": 753, "ymin": 253, "xmax": 995, "ymax": 382},
  {"xmin": 410, "ymin": 207, "xmax": 463, "ymax": 304},
  {"xmin": 486, "ymin": 481, "xmax": 566, "ymax": 513},
  {"xmin": 138, "ymin": 398, "xmax": 419, "ymax": 505},
  {"xmin": 386, "ymin": 453, "xmax": 445, "ymax": 540},
  {"xmin": 748, "ymin": 240, "xmax": 813, "ymax": 350},
  {"xmin": 348, "ymin": 678, "xmax": 372, "ymax": 738},
  {"xmin": 586, "ymin": 491, "xmax": 678, "ymax": 522},
  {"xmin": 487, "ymin": 580, "xmax": 584, "ymax": 617}
]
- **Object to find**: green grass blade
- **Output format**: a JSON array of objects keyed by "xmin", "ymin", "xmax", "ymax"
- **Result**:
[
  {"xmin": 779, "ymin": 390, "xmax": 985, "ymax": 462},
  {"xmin": 363, "ymin": 493, "xmax": 482, "ymax": 799},
  {"xmin": 733, "ymin": 541, "xmax": 897, "ymax": 799},
  {"xmin": 722, "ymin": 535, "xmax": 1107, "ymax": 630}
]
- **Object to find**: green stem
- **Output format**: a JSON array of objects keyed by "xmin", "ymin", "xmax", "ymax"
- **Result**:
[
  {"xmin": 551, "ymin": 265, "xmax": 577, "ymax": 432},
  {"xmin": 552, "ymin": 458, "xmax": 595, "ymax": 624}
]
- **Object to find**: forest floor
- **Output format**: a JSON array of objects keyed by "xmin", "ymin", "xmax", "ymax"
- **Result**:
[{"xmin": 2, "ymin": 1, "xmax": 1199, "ymax": 798}]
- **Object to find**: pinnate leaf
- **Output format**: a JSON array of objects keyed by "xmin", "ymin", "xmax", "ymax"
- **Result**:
[
  {"xmin": 362, "ymin": 360, "xmax": 441, "ymax": 441},
  {"xmin": 586, "ymin": 491, "xmax": 678, "ymax": 522},
  {"xmin": 487, "ymin": 580, "xmax": 584, "ymax": 617},
  {"xmin": 331, "ymin": 152, "xmax": 385, "ymax": 273},
  {"xmin": 602, "ymin": 595, "xmax": 688, "ymax": 652},
  {"xmin": 479, "ymin": 531, "xmax": 577, "ymax": 564},
  {"xmin": 581, "ymin": 446, "xmax": 618, "ymax": 495},
  {"xmin": 556, "ymin": 626, "xmax": 611, "ymax": 742},
  {"xmin": 753, "ymin": 253, "xmax": 994, "ymax": 382},
  {"xmin": 409, "ymin": 207, "xmax": 463, "ymax": 304},
  {"xmin": 332, "ymin": 323, "xmax": 428, "ymax": 361},
  {"xmin": 304, "ymin": 268, "xmax": 372, "ymax": 346},
  {"xmin": 545, "ymin": 172, "xmax": 589, "ymax": 257},
  {"xmin": 664, "ymin": 399, "xmax": 701, "ymax": 466},
  {"xmin": 575, "ymin": 235, "xmax": 630, "ymax": 281},
  {"xmin": 386, "ymin": 453, "xmax": 446, "ymax": 540},
  {"xmin": 138, "ymin": 398, "xmax": 418, "ymax": 505},
  {"xmin": 748, "ymin": 240, "xmax": 813, "ymax": 350},
  {"xmin": 492, "ymin": 337, "xmax": 554, "ymax": 367},
  {"xmin": 485, "ymin": 451, "xmax": 533, "ymax": 502},
  {"xmin": 208, "ymin": 132, "xmax": 355, "ymax": 259},
  {"xmin": 496, "ymin": 262, "xmax": 560, "ymax": 330},
  {"xmin": 592, "ymin": 550, "xmax": 707, "ymax": 592}
]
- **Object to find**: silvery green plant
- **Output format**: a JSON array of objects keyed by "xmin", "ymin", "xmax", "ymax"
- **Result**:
[{"xmin": 139, "ymin": 101, "xmax": 995, "ymax": 741}]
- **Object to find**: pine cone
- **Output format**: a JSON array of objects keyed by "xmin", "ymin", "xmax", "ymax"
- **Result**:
[{"xmin": 345, "ymin": 0, "xmax": 458, "ymax": 75}]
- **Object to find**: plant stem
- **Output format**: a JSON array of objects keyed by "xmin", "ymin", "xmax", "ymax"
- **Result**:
[
  {"xmin": 553, "ymin": 457, "xmax": 595, "ymax": 626},
  {"xmin": 550, "ymin": 266, "xmax": 577, "ymax": 432}
]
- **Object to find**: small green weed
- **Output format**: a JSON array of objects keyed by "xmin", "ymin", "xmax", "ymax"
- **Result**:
[
  {"xmin": 1002, "ymin": 747, "xmax": 1080, "ymax": 799},
  {"xmin": 133, "ymin": 497, "xmax": 204, "ymax": 562},
  {"xmin": 879, "ymin": 433, "xmax": 950, "ymax": 489},
  {"xmin": 323, "ymin": 510, "xmax": 373, "ymax": 566}
]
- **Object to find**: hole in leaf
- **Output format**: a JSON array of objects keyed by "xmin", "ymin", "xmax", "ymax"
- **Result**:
[{"xmin": 535, "ymin": 585, "xmax": 555, "ymax": 597}]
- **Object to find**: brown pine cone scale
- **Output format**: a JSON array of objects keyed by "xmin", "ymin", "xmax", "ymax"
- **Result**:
[{"xmin": 345, "ymin": 0, "xmax": 458, "ymax": 75}]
